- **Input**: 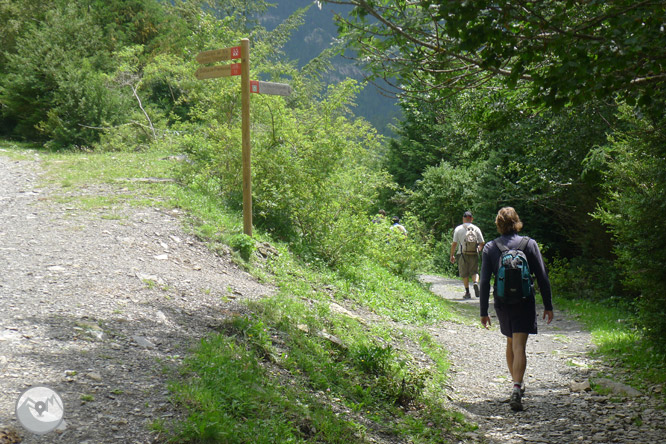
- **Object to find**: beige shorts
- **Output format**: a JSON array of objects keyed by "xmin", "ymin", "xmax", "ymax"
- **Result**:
[{"xmin": 457, "ymin": 253, "xmax": 479, "ymax": 278}]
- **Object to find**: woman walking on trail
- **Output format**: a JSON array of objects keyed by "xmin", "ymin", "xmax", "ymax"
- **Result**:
[{"xmin": 479, "ymin": 207, "xmax": 554, "ymax": 412}]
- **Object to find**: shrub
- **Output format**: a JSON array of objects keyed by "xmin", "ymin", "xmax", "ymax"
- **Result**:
[
  {"xmin": 548, "ymin": 257, "xmax": 624, "ymax": 303},
  {"xmin": 251, "ymin": 81, "xmax": 392, "ymax": 266},
  {"xmin": 365, "ymin": 213, "xmax": 433, "ymax": 278},
  {"xmin": 589, "ymin": 105, "xmax": 666, "ymax": 349},
  {"xmin": 230, "ymin": 233, "xmax": 256, "ymax": 261}
]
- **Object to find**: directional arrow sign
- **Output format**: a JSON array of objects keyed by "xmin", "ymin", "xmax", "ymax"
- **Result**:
[
  {"xmin": 250, "ymin": 80, "xmax": 292, "ymax": 96},
  {"xmin": 195, "ymin": 63, "xmax": 241, "ymax": 80},
  {"xmin": 196, "ymin": 46, "xmax": 241, "ymax": 64}
]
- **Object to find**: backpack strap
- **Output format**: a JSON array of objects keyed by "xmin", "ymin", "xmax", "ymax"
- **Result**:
[
  {"xmin": 496, "ymin": 236, "xmax": 531, "ymax": 253},
  {"xmin": 494, "ymin": 238, "xmax": 509, "ymax": 253},
  {"xmin": 517, "ymin": 236, "xmax": 530, "ymax": 252}
]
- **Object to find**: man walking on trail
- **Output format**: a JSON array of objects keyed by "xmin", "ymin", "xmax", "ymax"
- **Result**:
[
  {"xmin": 479, "ymin": 207, "xmax": 554, "ymax": 412},
  {"xmin": 450, "ymin": 211, "xmax": 485, "ymax": 299}
]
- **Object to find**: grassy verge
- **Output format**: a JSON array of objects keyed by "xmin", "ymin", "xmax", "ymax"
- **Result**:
[
  {"xmin": 2, "ymin": 142, "xmax": 475, "ymax": 442},
  {"xmin": 553, "ymin": 296, "xmax": 666, "ymax": 399},
  {"xmin": 157, "ymin": 216, "xmax": 474, "ymax": 442}
]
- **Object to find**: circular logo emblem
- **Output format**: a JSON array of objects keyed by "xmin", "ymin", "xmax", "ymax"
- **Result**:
[{"xmin": 15, "ymin": 386, "xmax": 65, "ymax": 434}]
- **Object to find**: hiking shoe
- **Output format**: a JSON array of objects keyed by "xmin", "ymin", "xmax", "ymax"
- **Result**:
[
  {"xmin": 509, "ymin": 389, "xmax": 523, "ymax": 412},
  {"xmin": 473, "ymin": 282, "xmax": 480, "ymax": 298},
  {"xmin": 463, "ymin": 290, "xmax": 471, "ymax": 299}
]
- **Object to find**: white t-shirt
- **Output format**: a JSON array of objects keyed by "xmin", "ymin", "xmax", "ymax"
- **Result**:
[{"xmin": 453, "ymin": 223, "xmax": 484, "ymax": 254}]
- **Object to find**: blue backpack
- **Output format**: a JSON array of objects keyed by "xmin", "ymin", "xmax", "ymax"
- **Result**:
[{"xmin": 495, "ymin": 237, "xmax": 533, "ymax": 304}]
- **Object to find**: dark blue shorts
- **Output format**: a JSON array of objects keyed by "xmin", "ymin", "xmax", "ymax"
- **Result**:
[{"xmin": 494, "ymin": 300, "xmax": 538, "ymax": 337}]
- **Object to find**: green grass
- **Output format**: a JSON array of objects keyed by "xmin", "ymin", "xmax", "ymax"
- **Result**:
[
  {"xmin": 163, "ymin": 330, "xmax": 364, "ymax": 443},
  {"xmin": 0, "ymin": 141, "xmax": 42, "ymax": 160},
  {"xmin": 554, "ymin": 296, "xmax": 666, "ymax": 398}
]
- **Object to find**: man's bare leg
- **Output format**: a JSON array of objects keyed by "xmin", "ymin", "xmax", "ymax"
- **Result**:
[{"xmin": 471, "ymin": 273, "xmax": 479, "ymax": 297}]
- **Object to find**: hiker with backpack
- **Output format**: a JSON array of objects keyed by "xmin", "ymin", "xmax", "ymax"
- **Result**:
[
  {"xmin": 450, "ymin": 211, "xmax": 485, "ymax": 299},
  {"xmin": 479, "ymin": 207, "xmax": 554, "ymax": 412}
]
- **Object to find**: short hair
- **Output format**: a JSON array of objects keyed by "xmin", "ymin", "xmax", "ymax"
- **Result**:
[{"xmin": 495, "ymin": 207, "xmax": 523, "ymax": 235}]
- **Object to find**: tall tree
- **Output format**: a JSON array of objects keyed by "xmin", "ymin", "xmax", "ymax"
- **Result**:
[{"xmin": 323, "ymin": 0, "xmax": 666, "ymax": 111}]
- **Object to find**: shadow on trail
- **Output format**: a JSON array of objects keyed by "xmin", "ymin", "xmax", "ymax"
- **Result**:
[{"xmin": 2, "ymin": 295, "xmax": 253, "ymax": 443}]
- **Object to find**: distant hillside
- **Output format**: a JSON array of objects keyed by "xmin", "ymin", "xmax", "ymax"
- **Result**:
[{"xmin": 260, "ymin": 0, "xmax": 401, "ymax": 135}]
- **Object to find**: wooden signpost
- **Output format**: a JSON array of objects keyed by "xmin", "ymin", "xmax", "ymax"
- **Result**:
[
  {"xmin": 195, "ymin": 46, "xmax": 241, "ymax": 64},
  {"xmin": 250, "ymin": 80, "xmax": 293, "ymax": 96},
  {"xmin": 195, "ymin": 39, "xmax": 292, "ymax": 237},
  {"xmin": 194, "ymin": 63, "xmax": 241, "ymax": 80}
]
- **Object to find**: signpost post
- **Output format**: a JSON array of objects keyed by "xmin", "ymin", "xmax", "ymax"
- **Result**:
[
  {"xmin": 195, "ymin": 39, "xmax": 292, "ymax": 237},
  {"xmin": 240, "ymin": 39, "xmax": 252, "ymax": 237}
]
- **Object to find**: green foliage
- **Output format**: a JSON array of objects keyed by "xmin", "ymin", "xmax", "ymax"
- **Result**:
[
  {"xmin": 230, "ymin": 233, "xmax": 256, "ymax": 261},
  {"xmin": 385, "ymin": 92, "xmax": 477, "ymax": 190},
  {"xmin": 406, "ymin": 161, "xmax": 477, "ymax": 235},
  {"xmin": 250, "ymin": 80, "xmax": 391, "ymax": 265},
  {"xmin": 0, "ymin": 0, "xmax": 52, "ymax": 70},
  {"xmin": 590, "ymin": 106, "xmax": 666, "ymax": 349},
  {"xmin": 547, "ymin": 257, "xmax": 624, "ymax": 303},
  {"xmin": 40, "ymin": 63, "xmax": 131, "ymax": 149},
  {"xmin": 390, "ymin": 86, "xmax": 615, "ymax": 259},
  {"xmin": 365, "ymin": 213, "xmax": 433, "ymax": 278},
  {"xmin": 329, "ymin": 0, "xmax": 666, "ymax": 114},
  {"xmin": 165, "ymin": 331, "xmax": 361, "ymax": 443},
  {"xmin": 351, "ymin": 343, "xmax": 394, "ymax": 376},
  {"xmin": 0, "ymin": 0, "xmax": 181, "ymax": 146},
  {"xmin": 1, "ymin": 4, "xmax": 112, "ymax": 143},
  {"xmin": 336, "ymin": 259, "xmax": 457, "ymax": 325}
]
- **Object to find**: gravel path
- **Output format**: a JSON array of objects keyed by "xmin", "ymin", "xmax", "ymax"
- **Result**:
[
  {"xmin": 420, "ymin": 275, "xmax": 665, "ymax": 444},
  {"xmin": 1, "ymin": 153, "xmax": 663, "ymax": 443},
  {"xmin": 0, "ymin": 153, "xmax": 273, "ymax": 443}
]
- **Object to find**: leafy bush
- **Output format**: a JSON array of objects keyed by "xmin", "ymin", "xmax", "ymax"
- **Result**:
[
  {"xmin": 590, "ymin": 106, "xmax": 666, "ymax": 349},
  {"xmin": 230, "ymin": 233, "xmax": 256, "ymax": 261},
  {"xmin": 39, "ymin": 64, "xmax": 130, "ymax": 149},
  {"xmin": 407, "ymin": 161, "xmax": 478, "ymax": 237},
  {"xmin": 365, "ymin": 213, "xmax": 433, "ymax": 278},
  {"xmin": 251, "ymin": 81, "xmax": 391, "ymax": 266},
  {"xmin": 548, "ymin": 257, "xmax": 624, "ymax": 303},
  {"xmin": 0, "ymin": 1, "xmax": 167, "ymax": 148}
]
